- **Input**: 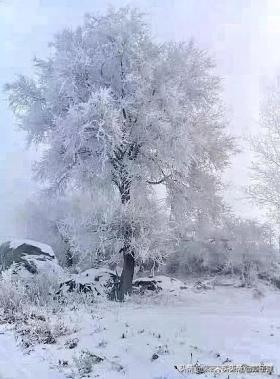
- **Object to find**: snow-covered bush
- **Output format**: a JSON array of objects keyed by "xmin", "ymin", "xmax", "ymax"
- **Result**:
[
  {"xmin": 24, "ymin": 271, "xmax": 61, "ymax": 305},
  {"xmin": 0, "ymin": 270, "xmax": 27, "ymax": 318},
  {"xmin": 16, "ymin": 312, "xmax": 75, "ymax": 348},
  {"xmin": 0, "ymin": 266, "xmax": 62, "ymax": 320},
  {"xmin": 73, "ymin": 350, "xmax": 103, "ymax": 377},
  {"xmin": 0, "ymin": 267, "xmax": 79, "ymax": 349},
  {"xmin": 166, "ymin": 217, "xmax": 278, "ymax": 286}
]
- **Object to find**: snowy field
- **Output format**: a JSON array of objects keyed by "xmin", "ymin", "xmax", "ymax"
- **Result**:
[{"xmin": 0, "ymin": 284, "xmax": 280, "ymax": 379}]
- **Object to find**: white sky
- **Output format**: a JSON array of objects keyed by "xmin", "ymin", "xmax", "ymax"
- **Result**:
[{"xmin": 1, "ymin": 0, "xmax": 280, "ymax": 238}]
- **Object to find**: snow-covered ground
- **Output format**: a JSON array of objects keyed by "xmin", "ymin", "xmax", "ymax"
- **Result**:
[
  {"xmin": 0, "ymin": 328, "xmax": 66, "ymax": 379},
  {"xmin": 1, "ymin": 284, "xmax": 280, "ymax": 378}
]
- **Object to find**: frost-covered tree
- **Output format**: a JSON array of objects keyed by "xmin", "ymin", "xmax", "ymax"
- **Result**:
[
  {"xmin": 225, "ymin": 218, "xmax": 277, "ymax": 285},
  {"xmin": 166, "ymin": 214, "xmax": 277, "ymax": 286},
  {"xmin": 249, "ymin": 82, "xmax": 280, "ymax": 224},
  {"xmin": 58, "ymin": 188, "xmax": 170, "ymax": 273},
  {"xmin": 6, "ymin": 7, "xmax": 233, "ymax": 299}
]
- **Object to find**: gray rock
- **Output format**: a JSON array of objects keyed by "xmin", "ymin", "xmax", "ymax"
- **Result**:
[{"xmin": 0, "ymin": 239, "xmax": 61, "ymax": 276}]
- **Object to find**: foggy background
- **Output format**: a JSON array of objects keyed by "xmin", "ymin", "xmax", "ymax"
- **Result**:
[{"xmin": 0, "ymin": 0, "xmax": 279, "ymax": 239}]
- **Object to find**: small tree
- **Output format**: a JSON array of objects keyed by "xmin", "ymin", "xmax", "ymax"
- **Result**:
[
  {"xmin": 249, "ymin": 81, "xmax": 280, "ymax": 223},
  {"xmin": 6, "ymin": 7, "xmax": 233, "ymax": 300}
]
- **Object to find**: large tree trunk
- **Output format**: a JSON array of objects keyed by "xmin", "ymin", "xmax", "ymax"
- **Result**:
[
  {"xmin": 65, "ymin": 248, "xmax": 73, "ymax": 267},
  {"xmin": 113, "ymin": 144, "xmax": 138, "ymax": 301},
  {"xmin": 118, "ymin": 249, "xmax": 135, "ymax": 301}
]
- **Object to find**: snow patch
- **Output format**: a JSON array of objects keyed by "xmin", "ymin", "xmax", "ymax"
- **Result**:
[{"xmin": 77, "ymin": 268, "xmax": 117, "ymax": 285}]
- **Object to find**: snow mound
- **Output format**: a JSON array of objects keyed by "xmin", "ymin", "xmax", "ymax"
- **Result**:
[{"xmin": 77, "ymin": 268, "xmax": 117, "ymax": 284}]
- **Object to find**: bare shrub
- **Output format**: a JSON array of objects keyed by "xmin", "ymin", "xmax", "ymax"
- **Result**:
[
  {"xmin": 0, "ymin": 270, "xmax": 27, "ymax": 320},
  {"xmin": 15, "ymin": 311, "xmax": 75, "ymax": 348},
  {"xmin": 73, "ymin": 350, "xmax": 104, "ymax": 377}
]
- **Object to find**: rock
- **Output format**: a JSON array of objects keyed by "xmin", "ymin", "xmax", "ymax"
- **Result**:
[
  {"xmin": 271, "ymin": 277, "xmax": 280, "ymax": 289},
  {"xmin": 0, "ymin": 239, "xmax": 62, "ymax": 277},
  {"xmin": 65, "ymin": 338, "xmax": 79, "ymax": 349},
  {"xmin": 213, "ymin": 277, "xmax": 237, "ymax": 287},
  {"xmin": 133, "ymin": 278, "xmax": 160, "ymax": 293},
  {"xmin": 133, "ymin": 275, "xmax": 187, "ymax": 294},
  {"xmin": 58, "ymin": 279, "xmax": 98, "ymax": 294},
  {"xmin": 57, "ymin": 268, "xmax": 119, "ymax": 299},
  {"xmin": 193, "ymin": 279, "xmax": 214, "ymax": 290}
]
